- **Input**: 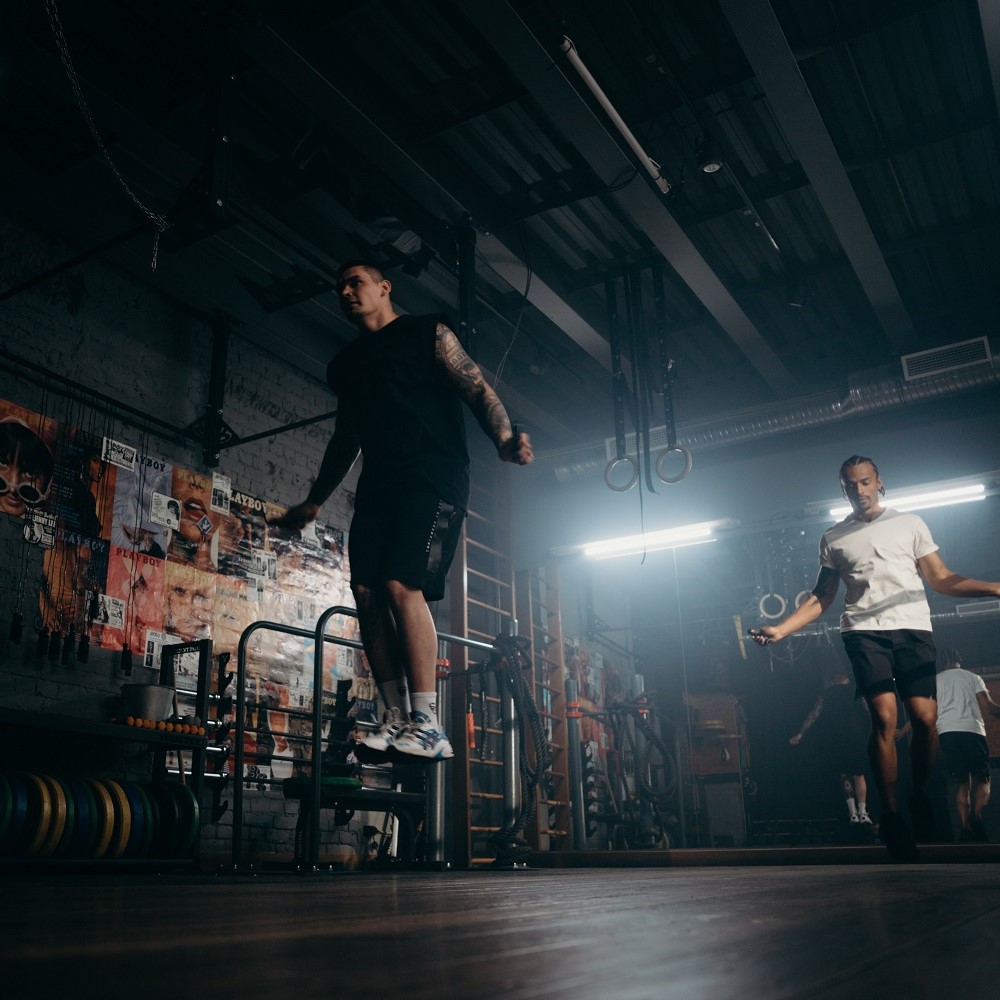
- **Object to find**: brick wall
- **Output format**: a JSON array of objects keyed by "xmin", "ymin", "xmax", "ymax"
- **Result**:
[{"xmin": 0, "ymin": 210, "xmax": 368, "ymax": 866}]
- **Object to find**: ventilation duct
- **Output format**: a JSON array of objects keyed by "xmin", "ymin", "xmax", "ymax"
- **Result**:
[
  {"xmin": 901, "ymin": 336, "xmax": 991, "ymax": 380},
  {"xmin": 552, "ymin": 350, "xmax": 1000, "ymax": 483}
]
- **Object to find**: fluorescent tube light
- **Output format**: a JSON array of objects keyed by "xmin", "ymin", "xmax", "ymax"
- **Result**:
[
  {"xmin": 560, "ymin": 37, "xmax": 671, "ymax": 194},
  {"xmin": 828, "ymin": 483, "xmax": 985, "ymax": 519},
  {"xmin": 582, "ymin": 522, "xmax": 717, "ymax": 559}
]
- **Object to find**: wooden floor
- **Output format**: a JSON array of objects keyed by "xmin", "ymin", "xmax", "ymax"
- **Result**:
[{"xmin": 3, "ymin": 856, "xmax": 1000, "ymax": 999}]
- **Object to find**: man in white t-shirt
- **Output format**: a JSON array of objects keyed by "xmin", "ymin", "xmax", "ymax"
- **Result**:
[
  {"xmin": 935, "ymin": 648, "xmax": 1000, "ymax": 842},
  {"xmin": 749, "ymin": 455, "xmax": 1000, "ymax": 862}
]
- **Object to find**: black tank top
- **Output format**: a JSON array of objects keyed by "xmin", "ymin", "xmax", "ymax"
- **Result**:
[{"xmin": 327, "ymin": 314, "xmax": 470, "ymax": 509}]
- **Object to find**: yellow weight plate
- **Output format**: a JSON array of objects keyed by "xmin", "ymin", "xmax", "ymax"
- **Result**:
[
  {"xmin": 38, "ymin": 774, "xmax": 68, "ymax": 857},
  {"xmin": 24, "ymin": 773, "xmax": 53, "ymax": 857},
  {"xmin": 86, "ymin": 778, "xmax": 115, "ymax": 858},
  {"xmin": 49, "ymin": 774, "xmax": 77, "ymax": 857},
  {"xmin": 102, "ymin": 779, "xmax": 132, "ymax": 859}
]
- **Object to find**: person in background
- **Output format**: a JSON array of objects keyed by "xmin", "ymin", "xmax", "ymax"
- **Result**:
[
  {"xmin": 790, "ymin": 671, "xmax": 873, "ymax": 827},
  {"xmin": 271, "ymin": 260, "xmax": 532, "ymax": 761},
  {"xmin": 935, "ymin": 648, "xmax": 1000, "ymax": 842},
  {"xmin": 750, "ymin": 454, "xmax": 1000, "ymax": 861}
]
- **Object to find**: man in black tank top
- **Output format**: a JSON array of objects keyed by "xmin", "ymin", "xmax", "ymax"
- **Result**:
[{"xmin": 271, "ymin": 261, "xmax": 533, "ymax": 761}]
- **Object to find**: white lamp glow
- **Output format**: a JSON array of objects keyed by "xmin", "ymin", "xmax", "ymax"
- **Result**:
[
  {"xmin": 828, "ymin": 483, "xmax": 986, "ymax": 519},
  {"xmin": 581, "ymin": 521, "xmax": 719, "ymax": 560}
]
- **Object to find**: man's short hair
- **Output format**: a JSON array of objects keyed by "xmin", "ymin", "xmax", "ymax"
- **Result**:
[{"xmin": 336, "ymin": 259, "xmax": 386, "ymax": 283}]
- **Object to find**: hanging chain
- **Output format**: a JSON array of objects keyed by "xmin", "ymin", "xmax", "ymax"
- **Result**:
[{"xmin": 43, "ymin": 0, "xmax": 171, "ymax": 270}]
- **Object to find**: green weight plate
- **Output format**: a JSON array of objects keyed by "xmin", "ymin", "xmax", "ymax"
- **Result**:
[
  {"xmin": 146, "ymin": 783, "xmax": 181, "ymax": 858},
  {"xmin": 167, "ymin": 783, "xmax": 200, "ymax": 860}
]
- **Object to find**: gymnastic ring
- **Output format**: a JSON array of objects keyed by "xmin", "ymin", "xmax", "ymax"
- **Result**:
[
  {"xmin": 605, "ymin": 456, "xmax": 639, "ymax": 492},
  {"xmin": 794, "ymin": 590, "xmax": 813, "ymax": 609},
  {"xmin": 758, "ymin": 593, "xmax": 787, "ymax": 620},
  {"xmin": 655, "ymin": 444, "xmax": 693, "ymax": 484}
]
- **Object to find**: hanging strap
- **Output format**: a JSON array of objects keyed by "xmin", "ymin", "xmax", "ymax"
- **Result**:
[
  {"xmin": 603, "ymin": 275, "xmax": 638, "ymax": 492},
  {"xmin": 651, "ymin": 264, "xmax": 692, "ymax": 484}
]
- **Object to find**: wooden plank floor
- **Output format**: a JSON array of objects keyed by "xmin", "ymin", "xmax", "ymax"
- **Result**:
[{"xmin": 3, "ymin": 863, "xmax": 1000, "ymax": 999}]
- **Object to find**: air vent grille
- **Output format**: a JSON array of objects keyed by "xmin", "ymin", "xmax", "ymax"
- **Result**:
[{"xmin": 901, "ymin": 337, "xmax": 991, "ymax": 381}]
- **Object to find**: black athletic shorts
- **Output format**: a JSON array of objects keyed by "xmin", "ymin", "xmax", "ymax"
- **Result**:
[
  {"xmin": 348, "ymin": 490, "xmax": 466, "ymax": 602},
  {"xmin": 938, "ymin": 731, "xmax": 991, "ymax": 780},
  {"xmin": 841, "ymin": 629, "xmax": 937, "ymax": 701}
]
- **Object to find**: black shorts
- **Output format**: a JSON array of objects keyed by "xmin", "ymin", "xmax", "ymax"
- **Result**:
[
  {"xmin": 348, "ymin": 491, "xmax": 466, "ymax": 602},
  {"xmin": 841, "ymin": 629, "xmax": 937, "ymax": 701},
  {"xmin": 938, "ymin": 731, "xmax": 991, "ymax": 780}
]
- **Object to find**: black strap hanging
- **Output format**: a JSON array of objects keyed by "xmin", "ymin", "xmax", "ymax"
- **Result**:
[
  {"xmin": 651, "ymin": 264, "xmax": 692, "ymax": 484},
  {"xmin": 625, "ymin": 268, "xmax": 658, "ymax": 494},
  {"xmin": 603, "ymin": 275, "xmax": 638, "ymax": 492}
]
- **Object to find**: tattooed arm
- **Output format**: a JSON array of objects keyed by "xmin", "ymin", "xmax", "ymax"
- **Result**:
[{"xmin": 435, "ymin": 322, "xmax": 533, "ymax": 465}]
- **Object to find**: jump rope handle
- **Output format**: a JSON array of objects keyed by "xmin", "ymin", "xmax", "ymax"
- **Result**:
[{"xmin": 747, "ymin": 627, "xmax": 774, "ymax": 646}]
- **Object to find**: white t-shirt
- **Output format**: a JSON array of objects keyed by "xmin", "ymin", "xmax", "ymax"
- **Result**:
[
  {"xmin": 935, "ymin": 668, "xmax": 988, "ymax": 736},
  {"xmin": 819, "ymin": 508, "xmax": 939, "ymax": 631}
]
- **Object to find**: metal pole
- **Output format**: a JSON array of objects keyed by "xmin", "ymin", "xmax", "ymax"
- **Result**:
[
  {"xmin": 426, "ymin": 654, "xmax": 449, "ymax": 867},
  {"xmin": 500, "ymin": 617, "xmax": 520, "ymax": 836},
  {"xmin": 565, "ymin": 677, "xmax": 586, "ymax": 849}
]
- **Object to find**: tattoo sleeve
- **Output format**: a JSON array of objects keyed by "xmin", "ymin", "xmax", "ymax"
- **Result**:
[{"xmin": 435, "ymin": 322, "xmax": 511, "ymax": 445}]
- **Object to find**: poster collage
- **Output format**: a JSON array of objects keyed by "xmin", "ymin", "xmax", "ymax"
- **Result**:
[{"xmin": 2, "ymin": 396, "xmax": 376, "ymax": 784}]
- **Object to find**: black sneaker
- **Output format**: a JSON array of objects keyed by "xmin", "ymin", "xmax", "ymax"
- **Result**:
[
  {"xmin": 880, "ymin": 811, "xmax": 921, "ymax": 862},
  {"xmin": 909, "ymin": 791, "xmax": 936, "ymax": 843}
]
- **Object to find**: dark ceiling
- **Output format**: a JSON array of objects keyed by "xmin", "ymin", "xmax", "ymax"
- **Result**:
[{"xmin": 2, "ymin": 0, "xmax": 999, "ymax": 467}]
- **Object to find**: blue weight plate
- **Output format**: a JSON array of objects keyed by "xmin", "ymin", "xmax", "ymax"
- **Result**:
[
  {"xmin": 1, "ymin": 773, "xmax": 30, "ymax": 855},
  {"xmin": 65, "ymin": 776, "xmax": 97, "ymax": 859},
  {"xmin": 119, "ymin": 781, "xmax": 146, "ymax": 859}
]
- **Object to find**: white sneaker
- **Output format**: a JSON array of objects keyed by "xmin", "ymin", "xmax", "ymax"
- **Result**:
[
  {"xmin": 361, "ymin": 707, "xmax": 406, "ymax": 753},
  {"xmin": 850, "ymin": 813, "xmax": 860, "ymax": 824},
  {"xmin": 392, "ymin": 713, "xmax": 455, "ymax": 760},
  {"xmin": 858, "ymin": 812, "xmax": 873, "ymax": 825}
]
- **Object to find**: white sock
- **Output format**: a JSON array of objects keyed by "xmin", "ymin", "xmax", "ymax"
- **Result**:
[
  {"xmin": 858, "ymin": 803, "xmax": 869, "ymax": 817},
  {"xmin": 410, "ymin": 692, "xmax": 439, "ymax": 728},
  {"xmin": 378, "ymin": 678, "xmax": 410, "ymax": 719},
  {"xmin": 846, "ymin": 797, "xmax": 858, "ymax": 818}
]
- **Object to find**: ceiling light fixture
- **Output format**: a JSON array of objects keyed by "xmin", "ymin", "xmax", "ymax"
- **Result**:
[
  {"xmin": 827, "ymin": 483, "xmax": 986, "ymax": 519},
  {"xmin": 696, "ymin": 135, "xmax": 723, "ymax": 174},
  {"xmin": 560, "ymin": 37, "xmax": 671, "ymax": 195},
  {"xmin": 578, "ymin": 520, "xmax": 735, "ymax": 560}
]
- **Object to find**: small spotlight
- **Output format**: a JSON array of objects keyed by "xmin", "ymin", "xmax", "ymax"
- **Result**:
[{"xmin": 696, "ymin": 135, "xmax": 723, "ymax": 174}]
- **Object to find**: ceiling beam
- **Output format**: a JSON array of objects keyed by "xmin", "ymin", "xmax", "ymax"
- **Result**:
[
  {"xmin": 979, "ymin": 0, "xmax": 1000, "ymax": 123},
  {"xmin": 460, "ymin": 2, "xmax": 798, "ymax": 399},
  {"xmin": 237, "ymin": 21, "xmax": 611, "ymax": 380},
  {"xmin": 719, "ymin": 0, "xmax": 915, "ymax": 354}
]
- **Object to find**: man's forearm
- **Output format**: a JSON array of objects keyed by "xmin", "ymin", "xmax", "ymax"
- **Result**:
[
  {"xmin": 306, "ymin": 435, "xmax": 360, "ymax": 506},
  {"xmin": 929, "ymin": 573, "xmax": 1000, "ymax": 599}
]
